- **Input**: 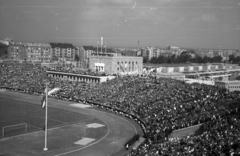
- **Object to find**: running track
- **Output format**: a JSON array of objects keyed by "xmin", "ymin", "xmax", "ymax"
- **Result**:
[{"xmin": 0, "ymin": 91, "xmax": 143, "ymax": 156}]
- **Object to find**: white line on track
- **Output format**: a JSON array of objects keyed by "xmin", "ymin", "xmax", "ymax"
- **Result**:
[
  {"xmin": 37, "ymin": 116, "xmax": 68, "ymax": 124},
  {"xmin": 1, "ymin": 92, "xmax": 139, "ymax": 155},
  {"xmin": 54, "ymin": 115, "xmax": 110, "ymax": 156},
  {"xmin": 54, "ymin": 105, "xmax": 138, "ymax": 156},
  {"xmin": 27, "ymin": 124, "xmax": 42, "ymax": 130},
  {"xmin": 0, "ymin": 115, "xmax": 43, "ymax": 122}
]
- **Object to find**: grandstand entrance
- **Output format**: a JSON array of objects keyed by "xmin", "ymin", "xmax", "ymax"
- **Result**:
[{"xmin": 95, "ymin": 63, "xmax": 105, "ymax": 72}]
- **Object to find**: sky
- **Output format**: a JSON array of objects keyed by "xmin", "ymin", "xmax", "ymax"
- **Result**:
[{"xmin": 0, "ymin": 0, "xmax": 240, "ymax": 49}]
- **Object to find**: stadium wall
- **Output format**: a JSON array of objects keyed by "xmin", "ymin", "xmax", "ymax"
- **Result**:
[{"xmin": 89, "ymin": 55, "xmax": 143, "ymax": 75}]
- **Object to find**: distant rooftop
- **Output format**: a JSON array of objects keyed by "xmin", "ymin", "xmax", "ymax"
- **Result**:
[
  {"xmin": 82, "ymin": 46, "xmax": 116, "ymax": 53},
  {"xmin": 24, "ymin": 43, "xmax": 51, "ymax": 47},
  {"xmin": 50, "ymin": 43, "xmax": 75, "ymax": 49},
  {"xmin": 90, "ymin": 54, "xmax": 142, "ymax": 58},
  {"xmin": 3, "ymin": 37, "xmax": 13, "ymax": 42}
]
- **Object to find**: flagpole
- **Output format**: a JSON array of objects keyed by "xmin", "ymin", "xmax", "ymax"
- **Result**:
[
  {"xmin": 105, "ymin": 42, "xmax": 107, "ymax": 53},
  {"xmin": 101, "ymin": 37, "xmax": 103, "ymax": 53},
  {"xmin": 97, "ymin": 40, "xmax": 99, "ymax": 54},
  {"xmin": 43, "ymin": 83, "xmax": 48, "ymax": 151}
]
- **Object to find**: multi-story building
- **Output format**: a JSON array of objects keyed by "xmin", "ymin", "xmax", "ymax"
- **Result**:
[
  {"xmin": 145, "ymin": 47, "xmax": 162, "ymax": 60},
  {"xmin": 152, "ymin": 48, "xmax": 161, "ymax": 58},
  {"xmin": 118, "ymin": 50, "xmax": 140, "ymax": 57},
  {"xmin": 235, "ymin": 50, "xmax": 240, "ymax": 57},
  {"xmin": 215, "ymin": 81, "xmax": 240, "ymax": 92},
  {"xmin": 168, "ymin": 46, "xmax": 180, "ymax": 51},
  {"xmin": 206, "ymin": 49, "xmax": 214, "ymax": 58},
  {"xmin": 166, "ymin": 46, "xmax": 181, "ymax": 56},
  {"xmin": 8, "ymin": 42, "xmax": 25, "ymax": 60},
  {"xmin": 79, "ymin": 46, "xmax": 116, "ymax": 66},
  {"xmin": 196, "ymin": 48, "xmax": 240, "ymax": 59},
  {"xmin": 79, "ymin": 46, "xmax": 97, "ymax": 63},
  {"xmin": 8, "ymin": 42, "xmax": 52, "ymax": 62},
  {"xmin": 8, "ymin": 42, "xmax": 79, "ymax": 63},
  {"xmin": 41, "ymin": 44, "xmax": 52, "ymax": 62},
  {"xmin": 141, "ymin": 46, "xmax": 182, "ymax": 61},
  {"xmin": 24, "ymin": 43, "xmax": 52, "ymax": 62},
  {"xmin": 146, "ymin": 47, "xmax": 154, "ymax": 60},
  {"xmin": 89, "ymin": 55, "xmax": 143, "ymax": 75},
  {"xmin": 50, "ymin": 43, "xmax": 77, "ymax": 62}
]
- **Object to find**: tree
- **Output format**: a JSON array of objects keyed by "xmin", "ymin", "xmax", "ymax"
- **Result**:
[
  {"xmin": 177, "ymin": 54, "xmax": 191, "ymax": 63},
  {"xmin": 236, "ymin": 76, "xmax": 240, "ymax": 80},
  {"xmin": 150, "ymin": 57, "xmax": 158, "ymax": 63},
  {"xmin": 236, "ymin": 56, "xmax": 240, "ymax": 64},
  {"xmin": 208, "ymin": 55, "xmax": 222, "ymax": 63},
  {"xmin": 170, "ymin": 54, "xmax": 176, "ymax": 63},
  {"xmin": 181, "ymin": 51, "xmax": 188, "ymax": 55},
  {"xmin": 229, "ymin": 54, "xmax": 235, "ymax": 63},
  {"xmin": 74, "ymin": 54, "xmax": 80, "ymax": 61},
  {"xmin": 166, "ymin": 56, "xmax": 172, "ymax": 63},
  {"xmin": 157, "ymin": 55, "xmax": 167, "ymax": 63},
  {"xmin": 214, "ymin": 55, "xmax": 222, "ymax": 63},
  {"xmin": 229, "ymin": 55, "xmax": 240, "ymax": 64},
  {"xmin": 52, "ymin": 55, "xmax": 58, "ymax": 61},
  {"xmin": 203, "ymin": 56, "xmax": 209, "ymax": 63},
  {"xmin": 191, "ymin": 55, "xmax": 205, "ymax": 63},
  {"xmin": 143, "ymin": 57, "xmax": 149, "ymax": 63}
]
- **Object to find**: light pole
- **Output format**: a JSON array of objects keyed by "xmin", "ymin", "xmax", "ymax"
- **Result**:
[{"xmin": 43, "ymin": 83, "xmax": 48, "ymax": 151}]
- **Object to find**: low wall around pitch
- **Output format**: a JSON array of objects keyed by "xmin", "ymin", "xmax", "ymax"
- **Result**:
[{"xmin": 170, "ymin": 124, "xmax": 203, "ymax": 138}]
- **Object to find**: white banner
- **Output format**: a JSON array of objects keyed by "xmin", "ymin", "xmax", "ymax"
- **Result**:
[{"xmin": 48, "ymin": 88, "xmax": 61, "ymax": 95}]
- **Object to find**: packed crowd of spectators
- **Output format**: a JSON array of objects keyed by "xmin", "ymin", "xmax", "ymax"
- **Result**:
[
  {"xmin": 1, "ymin": 62, "xmax": 240, "ymax": 155},
  {"xmin": 128, "ymin": 111, "xmax": 240, "ymax": 156}
]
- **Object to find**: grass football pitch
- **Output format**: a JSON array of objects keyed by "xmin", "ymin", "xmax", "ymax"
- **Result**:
[{"xmin": 0, "ymin": 97, "xmax": 91, "ymax": 137}]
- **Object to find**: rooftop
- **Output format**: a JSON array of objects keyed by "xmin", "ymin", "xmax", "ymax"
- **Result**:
[
  {"xmin": 82, "ymin": 46, "xmax": 116, "ymax": 53},
  {"xmin": 90, "ymin": 54, "xmax": 143, "ymax": 59},
  {"xmin": 50, "ymin": 43, "xmax": 75, "ymax": 49}
]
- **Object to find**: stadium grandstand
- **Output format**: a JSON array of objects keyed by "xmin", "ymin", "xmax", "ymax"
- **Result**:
[{"xmin": 0, "ymin": 61, "xmax": 240, "ymax": 155}]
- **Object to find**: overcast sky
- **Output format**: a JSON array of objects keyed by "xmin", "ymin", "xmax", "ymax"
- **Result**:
[{"xmin": 0, "ymin": 0, "xmax": 240, "ymax": 49}]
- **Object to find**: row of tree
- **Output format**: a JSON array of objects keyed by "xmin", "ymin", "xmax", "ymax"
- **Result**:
[
  {"xmin": 229, "ymin": 54, "xmax": 240, "ymax": 64},
  {"xmin": 144, "ymin": 54, "xmax": 240, "ymax": 65}
]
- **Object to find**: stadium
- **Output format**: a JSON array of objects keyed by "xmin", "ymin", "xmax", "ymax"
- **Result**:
[{"xmin": 0, "ymin": 62, "xmax": 240, "ymax": 155}]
